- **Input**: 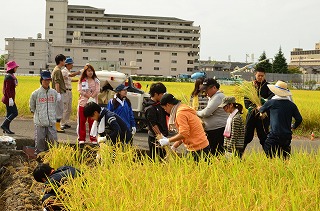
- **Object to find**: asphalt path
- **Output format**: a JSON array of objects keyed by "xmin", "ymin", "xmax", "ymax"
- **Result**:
[{"xmin": 1, "ymin": 118, "xmax": 318, "ymax": 153}]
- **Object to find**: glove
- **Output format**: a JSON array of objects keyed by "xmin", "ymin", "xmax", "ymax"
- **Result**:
[
  {"xmin": 57, "ymin": 93, "xmax": 61, "ymax": 102},
  {"xmin": 98, "ymin": 136, "xmax": 107, "ymax": 143},
  {"xmin": 158, "ymin": 137, "xmax": 170, "ymax": 146},
  {"xmin": 171, "ymin": 145, "xmax": 177, "ymax": 152},
  {"xmin": 131, "ymin": 127, "xmax": 136, "ymax": 135},
  {"xmin": 8, "ymin": 98, "xmax": 14, "ymax": 106}
]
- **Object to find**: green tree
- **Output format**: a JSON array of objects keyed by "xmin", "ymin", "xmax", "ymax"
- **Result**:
[
  {"xmin": 287, "ymin": 66, "xmax": 302, "ymax": 74},
  {"xmin": 0, "ymin": 54, "xmax": 6, "ymax": 70},
  {"xmin": 272, "ymin": 47, "xmax": 288, "ymax": 73},
  {"xmin": 255, "ymin": 51, "xmax": 272, "ymax": 73}
]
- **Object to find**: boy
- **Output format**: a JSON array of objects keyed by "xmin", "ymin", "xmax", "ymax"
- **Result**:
[
  {"xmin": 258, "ymin": 81, "xmax": 302, "ymax": 158},
  {"xmin": 33, "ymin": 163, "xmax": 80, "ymax": 210},
  {"xmin": 51, "ymin": 54, "xmax": 67, "ymax": 133},
  {"xmin": 142, "ymin": 82, "xmax": 168, "ymax": 160},
  {"xmin": 29, "ymin": 71, "xmax": 58, "ymax": 155},
  {"xmin": 83, "ymin": 102, "xmax": 132, "ymax": 145}
]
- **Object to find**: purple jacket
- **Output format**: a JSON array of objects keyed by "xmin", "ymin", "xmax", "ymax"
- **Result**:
[{"xmin": 2, "ymin": 73, "xmax": 17, "ymax": 105}]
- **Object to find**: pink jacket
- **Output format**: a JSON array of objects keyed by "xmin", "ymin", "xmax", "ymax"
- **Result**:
[{"xmin": 78, "ymin": 78, "xmax": 100, "ymax": 107}]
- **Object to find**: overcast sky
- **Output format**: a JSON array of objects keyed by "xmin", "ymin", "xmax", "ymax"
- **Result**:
[{"xmin": 1, "ymin": 0, "xmax": 319, "ymax": 63}]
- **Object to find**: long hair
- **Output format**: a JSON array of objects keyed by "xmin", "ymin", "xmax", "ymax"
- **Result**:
[
  {"xmin": 111, "ymin": 93, "xmax": 131, "ymax": 110},
  {"xmin": 191, "ymin": 77, "xmax": 205, "ymax": 97},
  {"xmin": 79, "ymin": 64, "xmax": 97, "ymax": 82}
]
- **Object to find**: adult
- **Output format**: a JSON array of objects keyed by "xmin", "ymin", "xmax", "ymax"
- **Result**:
[
  {"xmin": 190, "ymin": 77, "xmax": 208, "ymax": 111},
  {"xmin": 84, "ymin": 102, "xmax": 132, "ymax": 145},
  {"xmin": 1, "ymin": 61, "xmax": 19, "ymax": 134},
  {"xmin": 259, "ymin": 81, "xmax": 302, "ymax": 158},
  {"xmin": 197, "ymin": 78, "xmax": 228, "ymax": 156},
  {"xmin": 29, "ymin": 71, "xmax": 58, "ymax": 155},
  {"xmin": 51, "ymin": 54, "xmax": 67, "ymax": 133},
  {"xmin": 107, "ymin": 84, "xmax": 136, "ymax": 135},
  {"xmin": 61, "ymin": 57, "xmax": 81, "ymax": 130},
  {"xmin": 143, "ymin": 82, "xmax": 168, "ymax": 160},
  {"xmin": 77, "ymin": 64, "xmax": 100, "ymax": 144},
  {"xmin": 158, "ymin": 93, "xmax": 210, "ymax": 162},
  {"xmin": 244, "ymin": 67, "xmax": 274, "ymax": 149}
]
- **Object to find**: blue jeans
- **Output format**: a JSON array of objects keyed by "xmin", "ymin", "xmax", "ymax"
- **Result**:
[{"xmin": 6, "ymin": 104, "xmax": 18, "ymax": 121}]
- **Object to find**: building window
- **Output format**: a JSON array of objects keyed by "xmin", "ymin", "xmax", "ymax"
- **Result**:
[
  {"xmin": 154, "ymin": 60, "xmax": 160, "ymax": 63},
  {"xmin": 187, "ymin": 68, "xmax": 193, "ymax": 72},
  {"xmin": 101, "ymin": 57, "xmax": 107, "ymax": 61},
  {"xmin": 29, "ymin": 52, "xmax": 34, "ymax": 56},
  {"xmin": 50, "ymin": 8, "xmax": 54, "ymax": 11},
  {"xmin": 49, "ymin": 31, "xmax": 53, "ymax": 34},
  {"xmin": 101, "ymin": 50, "xmax": 107, "ymax": 53},
  {"xmin": 29, "ymin": 62, "xmax": 34, "ymax": 66},
  {"xmin": 50, "ymin": 15, "xmax": 53, "ymax": 19},
  {"xmin": 119, "ymin": 58, "xmax": 124, "ymax": 61},
  {"xmin": 30, "ymin": 43, "xmax": 35, "ymax": 47},
  {"xmin": 139, "ymin": 67, "xmax": 142, "ymax": 69},
  {"xmin": 137, "ymin": 51, "xmax": 142, "ymax": 54},
  {"xmin": 171, "ymin": 68, "xmax": 177, "ymax": 71},
  {"xmin": 49, "ymin": 39, "xmax": 53, "ymax": 42},
  {"xmin": 119, "ymin": 50, "xmax": 125, "ymax": 54},
  {"xmin": 83, "ymin": 49, "xmax": 89, "ymax": 52},
  {"xmin": 172, "ymin": 52, "xmax": 177, "ymax": 56},
  {"xmin": 154, "ymin": 52, "xmax": 160, "ymax": 55},
  {"xmin": 65, "ymin": 48, "xmax": 70, "ymax": 52},
  {"xmin": 187, "ymin": 60, "xmax": 194, "ymax": 64},
  {"xmin": 171, "ymin": 60, "xmax": 177, "ymax": 63},
  {"xmin": 136, "ymin": 59, "xmax": 142, "ymax": 62},
  {"xmin": 154, "ymin": 67, "xmax": 160, "ymax": 70},
  {"xmin": 49, "ymin": 23, "xmax": 53, "ymax": 26},
  {"xmin": 83, "ymin": 57, "xmax": 89, "ymax": 60}
]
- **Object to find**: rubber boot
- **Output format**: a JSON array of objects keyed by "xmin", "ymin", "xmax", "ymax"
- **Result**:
[
  {"xmin": 1, "ymin": 119, "xmax": 14, "ymax": 134},
  {"xmin": 56, "ymin": 122, "xmax": 65, "ymax": 133},
  {"xmin": 7, "ymin": 121, "xmax": 15, "ymax": 134}
]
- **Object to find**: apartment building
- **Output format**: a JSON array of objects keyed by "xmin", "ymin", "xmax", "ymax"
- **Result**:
[
  {"xmin": 46, "ymin": 0, "xmax": 200, "ymax": 76},
  {"xmin": 290, "ymin": 42, "xmax": 320, "ymax": 66},
  {"xmin": 5, "ymin": 0, "xmax": 200, "ymax": 76}
]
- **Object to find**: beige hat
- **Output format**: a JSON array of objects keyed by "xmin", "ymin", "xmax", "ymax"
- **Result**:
[
  {"xmin": 267, "ymin": 81, "xmax": 292, "ymax": 97},
  {"xmin": 219, "ymin": 96, "xmax": 236, "ymax": 108}
]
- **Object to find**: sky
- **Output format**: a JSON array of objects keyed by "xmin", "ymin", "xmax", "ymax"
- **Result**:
[{"xmin": 1, "ymin": 0, "xmax": 320, "ymax": 63}]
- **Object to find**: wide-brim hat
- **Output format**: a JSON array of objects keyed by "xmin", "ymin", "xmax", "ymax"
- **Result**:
[
  {"xmin": 65, "ymin": 57, "xmax": 74, "ymax": 64},
  {"xmin": 267, "ymin": 81, "xmax": 292, "ymax": 97},
  {"xmin": 6, "ymin": 61, "xmax": 19, "ymax": 71},
  {"xmin": 219, "ymin": 96, "xmax": 236, "ymax": 107}
]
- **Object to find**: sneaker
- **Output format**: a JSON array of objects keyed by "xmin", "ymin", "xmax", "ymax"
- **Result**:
[
  {"xmin": 91, "ymin": 140, "xmax": 98, "ymax": 145},
  {"xmin": 78, "ymin": 140, "xmax": 85, "ymax": 144}
]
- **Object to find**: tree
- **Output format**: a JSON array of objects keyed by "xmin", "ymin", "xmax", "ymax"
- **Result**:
[
  {"xmin": 255, "ymin": 51, "xmax": 272, "ymax": 73},
  {"xmin": 0, "ymin": 54, "xmax": 7, "ymax": 70},
  {"xmin": 287, "ymin": 66, "xmax": 302, "ymax": 74},
  {"xmin": 272, "ymin": 47, "xmax": 288, "ymax": 73}
]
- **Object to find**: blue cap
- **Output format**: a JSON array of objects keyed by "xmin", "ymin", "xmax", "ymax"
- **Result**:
[
  {"xmin": 65, "ymin": 57, "xmax": 74, "ymax": 64},
  {"xmin": 41, "ymin": 71, "xmax": 52, "ymax": 80},
  {"xmin": 115, "ymin": 84, "xmax": 128, "ymax": 92}
]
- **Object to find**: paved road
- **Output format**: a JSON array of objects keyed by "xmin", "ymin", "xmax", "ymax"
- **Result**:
[{"xmin": 1, "ymin": 118, "xmax": 318, "ymax": 153}]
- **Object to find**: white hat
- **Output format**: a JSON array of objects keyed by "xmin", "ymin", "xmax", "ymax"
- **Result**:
[{"xmin": 267, "ymin": 81, "xmax": 292, "ymax": 97}]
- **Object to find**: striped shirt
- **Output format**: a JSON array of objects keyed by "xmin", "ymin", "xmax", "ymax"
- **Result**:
[{"xmin": 224, "ymin": 112, "xmax": 245, "ymax": 153}]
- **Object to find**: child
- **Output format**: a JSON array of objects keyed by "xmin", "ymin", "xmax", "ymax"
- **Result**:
[
  {"xmin": 29, "ymin": 71, "xmax": 58, "ymax": 155},
  {"xmin": 33, "ymin": 163, "xmax": 80, "ymax": 210},
  {"xmin": 219, "ymin": 96, "xmax": 245, "ymax": 158},
  {"xmin": 142, "ymin": 82, "xmax": 168, "ymax": 160},
  {"xmin": 107, "ymin": 84, "xmax": 136, "ymax": 135},
  {"xmin": 77, "ymin": 64, "xmax": 100, "ymax": 145},
  {"xmin": 84, "ymin": 102, "xmax": 132, "ymax": 145},
  {"xmin": 1, "ymin": 61, "xmax": 19, "ymax": 134},
  {"xmin": 259, "ymin": 81, "xmax": 302, "ymax": 159},
  {"xmin": 190, "ymin": 77, "xmax": 208, "ymax": 111}
]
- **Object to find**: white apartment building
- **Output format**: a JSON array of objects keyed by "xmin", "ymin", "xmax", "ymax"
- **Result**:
[
  {"xmin": 290, "ymin": 42, "xmax": 320, "ymax": 66},
  {"xmin": 5, "ymin": 0, "xmax": 201, "ymax": 76}
]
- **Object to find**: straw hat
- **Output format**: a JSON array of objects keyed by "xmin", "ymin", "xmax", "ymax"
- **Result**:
[{"xmin": 267, "ymin": 81, "xmax": 292, "ymax": 97}]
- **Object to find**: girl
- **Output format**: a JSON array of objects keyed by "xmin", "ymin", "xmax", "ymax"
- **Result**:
[
  {"xmin": 1, "ymin": 61, "xmax": 19, "ymax": 134},
  {"xmin": 190, "ymin": 77, "xmax": 208, "ymax": 111},
  {"xmin": 77, "ymin": 64, "xmax": 100, "ymax": 144},
  {"xmin": 107, "ymin": 84, "xmax": 136, "ymax": 137},
  {"xmin": 219, "ymin": 96, "xmax": 245, "ymax": 158}
]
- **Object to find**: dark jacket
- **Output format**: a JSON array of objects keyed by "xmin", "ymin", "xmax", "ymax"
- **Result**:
[
  {"xmin": 99, "ymin": 108, "xmax": 132, "ymax": 144},
  {"xmin": 2, "ymin": 73, "xmax": 17, "ymax": 105},
  {"xmin": 143, "ymin": 98, "xmax": 168, "ymax": 138}
]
